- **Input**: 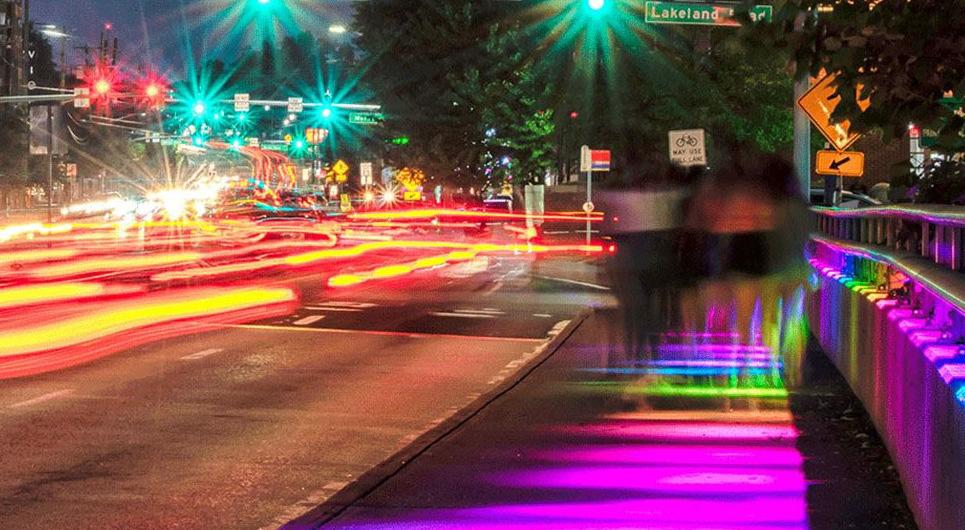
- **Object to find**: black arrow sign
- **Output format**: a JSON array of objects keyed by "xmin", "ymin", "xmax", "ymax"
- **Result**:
[{"xmin": 830, "ymin": 157, "xmax": 851, "ymax": 170}]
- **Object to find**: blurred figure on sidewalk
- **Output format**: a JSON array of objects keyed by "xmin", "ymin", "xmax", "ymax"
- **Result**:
[
  {"xmin": 599, "ymin": 157, "xmax": 701, "ymax": 369},
  {"xmin": 684, "ymin": 149, "xmax": 809, "ymax": 388}
]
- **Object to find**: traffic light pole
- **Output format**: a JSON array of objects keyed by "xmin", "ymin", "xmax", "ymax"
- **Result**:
[{"xmin": 46, "ymin": 104, "xmax": 53, "ymax": 223}]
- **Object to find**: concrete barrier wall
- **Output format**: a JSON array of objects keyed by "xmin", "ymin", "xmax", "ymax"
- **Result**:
[{"xmin": 808, "ymin": 259, "xmax": 965, "ymax": 530}]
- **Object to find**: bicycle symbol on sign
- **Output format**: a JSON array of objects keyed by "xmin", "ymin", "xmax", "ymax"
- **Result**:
[{"xmin": 674, "ymin": 134, "xmax": 700, "ymax": 148}]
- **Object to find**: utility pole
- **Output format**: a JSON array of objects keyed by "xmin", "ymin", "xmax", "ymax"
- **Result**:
[{"xmin": 793, "ymin": 10, "xmax": 812, "ymax": 201}]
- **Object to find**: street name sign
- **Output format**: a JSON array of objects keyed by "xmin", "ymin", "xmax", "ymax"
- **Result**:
[
  {"xmin": 580, "ymin": 146, "xmax": 611, "ymax": 172},
  {"xmin": 234, "ymin": 93, "xmax": 250, "ymax": 113},
  {"xmin": 645, "ymin": 2, "xmax": 773, "ymax": 26},
  {"xmin": 348, "ymin": 112, "xmax": 384, "ymax": 125},
  {"xmin": 73, "ymin": 87, "xmax": 90, "ymax": 109},
  {"xmin": 668, "ymin": 129, "xmax": 707, "ymax": 167},
  {"xmin": 816, "ymin": 150, "xmax": 864, "ymax": 178},
  {"xmin": 798, "ymin": 73, "xmax": 870, "ymax": 152}
]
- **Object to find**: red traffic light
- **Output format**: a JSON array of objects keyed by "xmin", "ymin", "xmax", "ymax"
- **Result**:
[
  {"xmin": 93, "ymin": 79, "xmax": 111, "ymax": 95},
  {"xmin": 137, "ymin": 74, "xmax": 169, "ymax": 108}
]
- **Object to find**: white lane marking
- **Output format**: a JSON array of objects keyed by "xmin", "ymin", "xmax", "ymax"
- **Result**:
[
  {"xmin": 304, "ymin": 306, "xmax": 364, "ymax": 312},
  {"xmin": 430, "ymin": 312, "xmax": 497, "ymax": 319},
  {"xmin": 226, "ymin": 324, "xmax": 544, "ymax": 343},
  {"xmin": 322, "ymin": 301, "xmax": 378, "ymax": 309},
  {"xmin": 534, "ymin": 275, "xmax": 611, "ymax": 291},
  {"xmin": 484, "ymin": 280, "xmax": 505, "ymax": 296},
  {"xmin": 533, "ymin": 313, "xmax": 553, "ymax": 318},
  {"xmin": 454, "ymin": 308, "xmax": 505, "ymax": 315},
  {"xmin": 10, "ymin": 389, "xmax": 74, "ymax": 409},
  {"xmin": 181, "ymin": 348, "xmax": 224, "ymax": 361},
  {"xmin": 293, "ymin": 315, "xmax": 326, "ymax": 326}
]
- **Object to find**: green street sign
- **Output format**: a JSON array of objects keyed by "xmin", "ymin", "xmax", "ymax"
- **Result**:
[
  {"xmin": 645, "ymin": 1, "xmax": 772, "ymax": 26},
  {"xmin": 349, "ymin": 112, "xmax": 384, "ymax": 125}
]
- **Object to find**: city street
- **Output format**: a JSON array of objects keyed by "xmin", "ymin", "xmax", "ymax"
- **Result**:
[
  {"xmin": 0, "ymin": 0, "xmax": 960, "ymax": 528},
  {"xmin": 0, "ymin": 252, "xmax": 609, "ymax": 529}
]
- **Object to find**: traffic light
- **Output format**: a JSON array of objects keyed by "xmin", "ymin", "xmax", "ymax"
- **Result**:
[
  {"xmin": 588, "ymin": 0, "xmax": 605, "ymax": 10},
  {"xmin": 138, "ymin": 75, "xmax": 169, "ymax": 109},
  {"xmin": 389, "ymin": 136, "xmax": 410, "ymax": 146},
  {"xmin": 321, "ymin": 106, "xmax": 333, "ymax": 119},
  {"xmin": 93, "ymin": 79, "xmax": 111, "ymax": 95},
  {"xmin": 192, "ymin": 101, "xmax": 206, "ymax": 116}
]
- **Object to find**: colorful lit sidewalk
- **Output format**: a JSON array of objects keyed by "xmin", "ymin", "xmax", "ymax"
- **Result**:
[{"xmin": 289, "ymin": 310, "xmax": 916, "ymax": 529}]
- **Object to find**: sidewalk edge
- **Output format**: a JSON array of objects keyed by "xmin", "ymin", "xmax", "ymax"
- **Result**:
[{"xmin": 278, "ymin": 308, "xmax": 593, "ymax": 529}]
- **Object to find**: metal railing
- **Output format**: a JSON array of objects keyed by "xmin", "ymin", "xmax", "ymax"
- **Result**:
[{"xmin": 813, "ymin": 205, "xmax": 965, "ymax": 273}]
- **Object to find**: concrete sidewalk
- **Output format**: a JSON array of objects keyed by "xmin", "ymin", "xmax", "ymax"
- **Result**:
[{"xmin": 286, "ymin": 309, "xmax": 916, "ymax": 530}]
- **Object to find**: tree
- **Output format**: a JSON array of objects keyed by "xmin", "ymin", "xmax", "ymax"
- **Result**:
[
  {"xmin": 354, "ymin": 0, "xmax": 558, "ymax": 187},
  {"xmin": 744, "ymin": 0, "xmax": 964, "ymax": 151}
]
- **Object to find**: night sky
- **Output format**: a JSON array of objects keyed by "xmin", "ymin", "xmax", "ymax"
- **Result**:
[{"xmin": 30, "ymin": 0, "xmax": 357, "ymax": 73}]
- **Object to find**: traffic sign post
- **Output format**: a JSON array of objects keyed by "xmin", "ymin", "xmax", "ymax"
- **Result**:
[
  {"xmin": 668, "ymin": 129, "xmax": 706, "ymax": 167},
  {"xmin": 580, "ymin": 145, "xmax": 611, "ymax": 247},
  {"xmin": 359, "ymin": 162, "xmax": 374, "ymax": 187},
  {"xmin": 644, "ymin": 1, "xmax": 772, "ymax": 26},
  {"xmin": 234, "ymin": 93, "xmax": 250, "ymax": 113},
  {"xmin": 815, "ymin": 150, "xmax": 864, "ymax": 178},
  {"xmin": 797, "ymin": 73, "xmax": 869, "ymax": 152}
]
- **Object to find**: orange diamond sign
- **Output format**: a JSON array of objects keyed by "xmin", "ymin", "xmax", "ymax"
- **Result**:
[{"xmin": 798, "ymin": 73, "xmax": 870, "ymax": 152}]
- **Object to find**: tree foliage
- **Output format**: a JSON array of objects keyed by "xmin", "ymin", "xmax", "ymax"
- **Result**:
[{"xmin": 744, "ymin": 0, "xmax": 965, "ymax": 150}]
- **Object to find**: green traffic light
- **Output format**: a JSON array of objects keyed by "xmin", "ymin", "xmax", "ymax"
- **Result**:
[{"xmin": 588, "ymin": 0, "xmax": 605, "ymax": 10}]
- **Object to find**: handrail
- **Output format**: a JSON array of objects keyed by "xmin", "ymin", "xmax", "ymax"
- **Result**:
[
  {"xmin": 811, "ymin": 205, "xmax": 965, "ymax": 273},
  {"xmin": 812, "ymin": 204, "xmax": 965, "ymax": 228}
]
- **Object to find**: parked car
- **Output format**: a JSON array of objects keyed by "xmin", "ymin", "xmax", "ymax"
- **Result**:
[{"xmin": 810, "ymin": 188, "xmax": 883, "ymax": 209}]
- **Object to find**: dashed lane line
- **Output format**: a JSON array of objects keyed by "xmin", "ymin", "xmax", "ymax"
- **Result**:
[
  {"xmin": 533, "ymin": 275, "xmax": 611, "ymax": 291},
  {"xmin": 9, "ymin": 389, "xmax": 74, "ymax": 409},
  {"xmin": 304, "ymin": 306, "xmax": 364, "ymax": 312},
  {"xmin": 180, "ymin": 348, "xmax": 225, "ymax": 361},
  {"xmin": 430, "ymin": 312, "xmax": 497, "ymax": 319},
  {"xmin": 225, "ymin": 324, "xmax": 545, "ymax": 343},
  {"xmin": 293, "ymin": 315, "xmax": 326, "ymax": 326}
]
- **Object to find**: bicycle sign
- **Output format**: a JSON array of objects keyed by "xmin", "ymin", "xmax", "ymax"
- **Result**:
[{"xmin": 668, "ymin": 129, "xmax": 706, "ymax": 167}]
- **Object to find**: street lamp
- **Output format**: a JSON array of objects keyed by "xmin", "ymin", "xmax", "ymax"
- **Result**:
[{"xmin": 328, "ymin": 24, "xmax": 347, "ymax": 34}]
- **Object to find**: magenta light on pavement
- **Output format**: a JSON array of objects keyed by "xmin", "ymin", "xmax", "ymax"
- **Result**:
[
  {"xmin": 554, "ymin": 421, "xmax": 799, "ymax": 443},
  {"xmin": 491, "ymin": 464, "xmax": 806, "ymax": 494},
  {"xmin": 533, "ymin": 445, "xmax": 804, "ymax": 468}
]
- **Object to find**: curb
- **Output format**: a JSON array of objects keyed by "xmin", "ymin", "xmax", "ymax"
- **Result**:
[{"xmin": 277, "ymin": 308, "xmax": 592, "ymax": 529}]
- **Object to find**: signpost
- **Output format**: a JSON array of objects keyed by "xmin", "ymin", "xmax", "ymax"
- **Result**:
[
  {"xmin": 287, "ymin": 97, "xmax": 303, "ymax": 113},
  {"xmin": 668, "ymin": 129, "xmax": 706, "ymax": 167},
  {"xmin": 73, "ymin": 88, "xmax": 90, "ymax": 109},
  {"xmin": 348, "ymin": 112, "xmax": 384, "ymax": 125},
  {"xmin": 644, "ymin": 1, "xmax": 772, "ymax": 26},
  {"xmin": 234, "ymin": 93, "xmax": 250, "ymax": 113},
  {"xmin": 815, "ymin": 150, "xmax": 864, "ymax": 178},
  {"xmin": 580, "ymin": 145, "xmax": 611, "ymax": 246},
  {"xmin": 797, "ymin": 73, "xmax": 869, "ymax": 152},
  {"xmin": 332, "ymin": 159, "xmax": 349, "ymax": 184},
  {"xmin": 359, "ymin": 162, "xmax": 374, "ymax": 187}
]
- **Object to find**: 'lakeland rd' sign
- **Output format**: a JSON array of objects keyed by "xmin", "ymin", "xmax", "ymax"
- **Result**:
[{"xmin": 645, "ymin": 1, "xmax": 773, "ymax": 26}]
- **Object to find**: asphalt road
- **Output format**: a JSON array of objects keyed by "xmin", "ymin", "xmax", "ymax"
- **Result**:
[{"xmin": 0, "ymin": 254, "xmax": 610, "ymax": 529}]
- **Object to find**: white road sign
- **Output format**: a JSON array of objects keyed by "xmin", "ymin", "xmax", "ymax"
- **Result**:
[
  {"xmin": 668, "ymin": 129, "xmax": 707, "ymax": 167},
  {"xmin": 287, "ymin": 97, "xmax": 304, "ymax": 113},
  {"xmin": 359, "ymin": 162, "xmax": 374, "ymax": 186},
  {"xmin": 234, "ymin": 93, "xmax": 250, "ymax": 112}
]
